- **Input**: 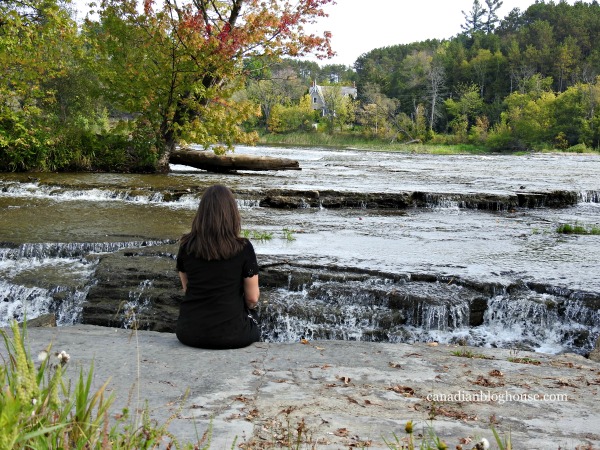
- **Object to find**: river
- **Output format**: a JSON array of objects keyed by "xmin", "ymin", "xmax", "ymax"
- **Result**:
[{"xmin": 1, "ymin": 146, "xmax": 599, "ymax": 354}]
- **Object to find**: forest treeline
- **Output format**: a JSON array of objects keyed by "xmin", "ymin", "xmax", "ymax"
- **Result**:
[
  {"xmin": 249, "ymin": 0, "xmax": 600, "ymax": 153},
  {"xmin": 1, "ymin": 0, "xmax": 599, "ymax": 173}
]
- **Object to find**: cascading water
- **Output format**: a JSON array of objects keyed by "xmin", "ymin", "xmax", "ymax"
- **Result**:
[
  {"xmin": 0, "ymin": 241, "xmax": 173, "ymax": 327},
  {"xmin": 259, "ymin": 275, "xmax": 600, "ymax": 354},
  {"xmin": 1, "ymin": 147, "xmax": 599, "ymax": 355},
  {"xmin": 121, "ymin": 280, "xmax": 154, "ymax": 329}
]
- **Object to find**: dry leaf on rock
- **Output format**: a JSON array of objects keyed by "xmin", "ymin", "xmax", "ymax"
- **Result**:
[
  {"xmin": 473, "ymin": 375, "xmax": 504, "ymax": 387},
  {"xmin": 388, "ymin": 385, "xmax": 415, "ymax": 396}
]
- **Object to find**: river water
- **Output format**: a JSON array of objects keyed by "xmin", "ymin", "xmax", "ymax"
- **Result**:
[{"xmin": 1, "ymin": 146, "xmax": 599, "ymax": 354}]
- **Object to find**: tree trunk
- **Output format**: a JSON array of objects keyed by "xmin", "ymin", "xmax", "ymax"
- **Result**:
[{"xmin": 169, "ymin": 147, "xmax": 301, "ymax": 172}]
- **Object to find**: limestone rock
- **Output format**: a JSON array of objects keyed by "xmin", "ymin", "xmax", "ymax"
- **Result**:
[
  {"xmin": 23, "ymin": 313, "xmax": 57, "ymax": 328},
  {"xmin": 590, "ymin": 335, "xmax": 600, "ymax": 362}
]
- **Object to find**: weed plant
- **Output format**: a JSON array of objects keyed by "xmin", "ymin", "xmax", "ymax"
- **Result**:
[
  {"xmin": 556, "ymin": 223, "xmax": 600, "ymax": 235},
  {"xmin": 450, "ymin": 348, "xmax": 494, "ymax": 360},
  {"xmin": 0, "ymin": 320, "xmax": 190, "ymax": 449}
]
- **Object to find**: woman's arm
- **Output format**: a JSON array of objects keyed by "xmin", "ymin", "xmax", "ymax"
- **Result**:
[
  {"xmin": 243, "ymin": 275, "xmax": 260, "ymax": 309},
  {"xmin": 178, "ymin": 271, "xmax": 188, "ymax": 293}
]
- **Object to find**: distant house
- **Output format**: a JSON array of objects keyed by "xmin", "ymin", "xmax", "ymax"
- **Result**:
[{"xmin": 309, "ymin": 81, "xmax": 357, "ymax": 116}]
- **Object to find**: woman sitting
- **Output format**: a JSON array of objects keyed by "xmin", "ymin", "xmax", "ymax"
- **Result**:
[{"xmin": 176, "ymin": 184, "xmax": 260, "ymax": 349}]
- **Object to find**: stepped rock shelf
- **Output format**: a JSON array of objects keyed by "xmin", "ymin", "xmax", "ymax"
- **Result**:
[{"xmin": 169, "ymin": 147, "xmax": 301, "ymax": 172}]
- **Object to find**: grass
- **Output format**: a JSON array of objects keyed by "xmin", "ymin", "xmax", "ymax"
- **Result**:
[
  {"xmin": 450, "ymin": 348, "xmax": 495, "ymax": 360},
  {"xmin": 258, "ymin": 131, "xmax": 487, "ymax": 154},
  {"xmin": 507, "ymin": 356, "xmax": 542, "ymax": 365},
  {"xmin": 241, "ymin": 229, "xmax": 273, "ymax": 241},
  {"xmin": 257, "ymin": 131, "xmax": 600, "ymax": 155},
  {"xmin": 241, "ymin": 228, "xmax": 298, "ymax": 242},
  {"xmin": 282, "ymin": 228, "xmax": 297, "ymax": 241},
  {"xmin": 556, "ymin": 222, "xmax": 600, "ymax": 235}
]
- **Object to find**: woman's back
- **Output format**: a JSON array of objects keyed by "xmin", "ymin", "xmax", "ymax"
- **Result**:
[{"xmin": 176, "ymin": 240, "xmax": 259, "ymax": 349}]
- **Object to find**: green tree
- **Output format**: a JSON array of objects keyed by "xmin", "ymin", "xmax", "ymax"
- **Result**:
[
  {"xmin": 501, "ymin": 89, "xmax": 556, "ymax": 148},
  {"xmin": 268, "ymin": 94, "xmax": 316, "ymax": 133},
  {"xmin": 554, "ymin": 36, "xmax": 580, "ymax": 92},
  {"xmin": 246, "ymin": 67, "xmax": 307, "ymax": 129},
  {"xmin": 357, "ymin": 83, "xmax": 398, "ymax": 137},
  {"xmin": 444, "ymin": 83, "xmax": 485, "ymax": 140},
  {"xmin": 0, "ymin": 0, "xmax": 93, "ymax": 170},
  {"xmin": 483, "ymin": 0, "xmax": 503, "ymax": 34},
  {"xmin": 320, "ymin": 85, "xmax": 356, "ymax": 133},
  {"xmin": 461, "ymin": 0, "xmax": 486, "ymax": 36}
]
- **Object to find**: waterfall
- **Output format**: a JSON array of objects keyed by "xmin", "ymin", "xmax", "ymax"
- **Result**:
[
  {"xmin": 0, "ymin": 240, "xmax": 171, "ymax": 328},
  {"xmin": 0, "ymin": 280, "xmax": 92, "ymax": 327},
  {"xmin": 0, "ymin": 240, "xmax": 175, "ymax": 260},
  {"xmin": 578, "ymin": 190, "xmax": 600, "ymax": 203},
  {"xmin": 258, "ymin": 275, "xmax": 600, "ymax": 355},
  {"xmin": 122, "ymin": 280, "xmax": 154, "ymax": 330}
]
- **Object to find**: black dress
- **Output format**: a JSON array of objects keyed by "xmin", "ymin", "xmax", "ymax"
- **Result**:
[{"xmin": 175, "ymin": 239, "xmax": 260, "ymax": 349}]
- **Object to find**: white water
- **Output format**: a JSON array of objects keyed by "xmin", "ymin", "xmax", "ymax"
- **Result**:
[
  {"xmin": 1, "ymin": 147, "xmax": 599, "ymax": 353},
  {"xmin": 260, "ymin": 276, "xmax": 600, "ymax": 354}
]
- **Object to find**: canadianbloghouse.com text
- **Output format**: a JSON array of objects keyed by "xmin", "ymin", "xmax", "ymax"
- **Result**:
[{"xmin": 426, "ymin": 390, "xmax": 569, "ymax": 405}]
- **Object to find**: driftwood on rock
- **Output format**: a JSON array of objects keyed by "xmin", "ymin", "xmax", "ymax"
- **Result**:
[{"xmin": 169, "ymin": 147, "xmax": 301, "ymax": 172}]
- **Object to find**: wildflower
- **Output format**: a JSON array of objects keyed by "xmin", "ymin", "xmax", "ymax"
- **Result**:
[
  {"xmin": 37, "ymin": 350, "xmax": 48, "ymax": 362},
  {"xmin": 56, "ymin": 350, "xmax": 70, "ymax": 365},
  {"xmin": 475, "ymin": 438, "xmax": 490, "ymax": 450},
  {"xmin": 405, "ymin": 420, "xmax": 413, "ymax": 434}
]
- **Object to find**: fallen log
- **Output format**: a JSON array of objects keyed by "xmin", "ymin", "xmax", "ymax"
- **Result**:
[{"xmin": 169, "ymin": 147, "xmax": 301, "ymax": 172}]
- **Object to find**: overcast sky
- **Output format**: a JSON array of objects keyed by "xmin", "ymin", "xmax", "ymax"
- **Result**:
[
  {"xmin": 72, "ymin": 0, "xmax": 578, "ymax": 66},
  {"xmin": 308, "ymin": 0, "xmax": 578, "ymax": 66}
]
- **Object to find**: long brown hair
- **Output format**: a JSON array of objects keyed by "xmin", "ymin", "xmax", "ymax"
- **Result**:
[{"xmin": 180, "ymin": 184, "xmax": 245, "ymax": 260}]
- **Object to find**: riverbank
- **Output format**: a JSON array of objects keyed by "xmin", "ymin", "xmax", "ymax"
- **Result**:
[
  {"xmin": 257, "ymin": 132, "xmax": 600, "ymax": 156},
  {"xmin": 6, "ymin": 324, "xmax": 600, "ymax": 450}
]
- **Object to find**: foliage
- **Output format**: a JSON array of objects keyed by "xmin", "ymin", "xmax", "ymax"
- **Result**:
[
  {"xmin": 268, "ymin": 95, "xmax": 316, "ymax": 133},
  {"xmin": 0, "ymin": 0, "xmax": 164, "ymax": 172},
  {"xmin": 84, "ymin": 0, "xmax": 334, "ymax": 165},
  {"xmin": 3, "ymin": 0, "xmax": 600, "ymax": 169},
  {"xmin": 1, "ymin": 0, "xmax": 333, "ymax": 172},
  {"xmin": 352, "ymin": 1, "xmax": 600, "ymax": 150},
  {"xmin": 0, "ymin": 320, "xmax": 207, "ymax": 449},
  {"xmin": 556, "ymin": 223, "xmax": 600, "ymax": 235}
]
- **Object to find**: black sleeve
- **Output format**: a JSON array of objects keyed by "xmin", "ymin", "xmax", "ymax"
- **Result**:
[
  {"xmin": 176, "ymin": 245, "xmax": 186, "ymax": 272},
  {"xmin": 242, "ymin": 241, "xmax": 259, "ymax": 278}
]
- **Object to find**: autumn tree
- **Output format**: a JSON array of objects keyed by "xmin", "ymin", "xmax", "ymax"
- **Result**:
[{"xmin": 86, "ymin": 0, "xmax": 334, "ymax": 170}]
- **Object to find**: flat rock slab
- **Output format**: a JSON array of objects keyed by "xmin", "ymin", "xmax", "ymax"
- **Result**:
[{"xmin": 6, "ymin": 325, "xmax": 600, "ymax": 449}]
